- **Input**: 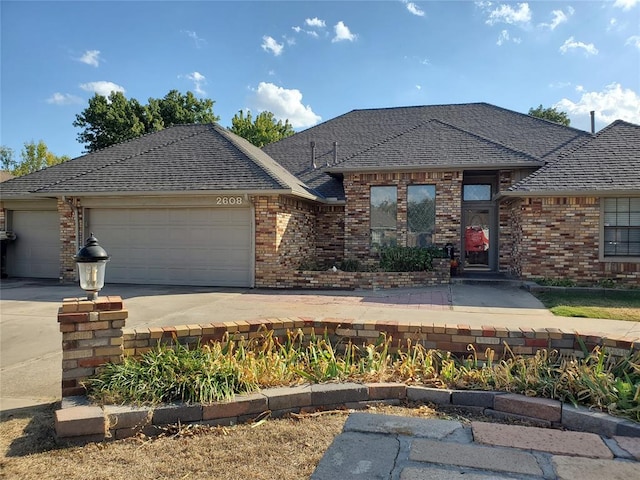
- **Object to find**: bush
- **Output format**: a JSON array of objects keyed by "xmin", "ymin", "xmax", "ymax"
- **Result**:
[{"xmin": 379, "ymin": 246, "xmax": 445, "ymax": 272}]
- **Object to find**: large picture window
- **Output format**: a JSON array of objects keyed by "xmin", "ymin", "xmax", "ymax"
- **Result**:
[
  {"xmin": 408, "ymin": 185, "xmax": 436, "ymax": 247},
  {"xmin": 603, "ymin": 198, "xmax": 640, "ymax": 257},
  {"xmin": 370, "ymin": 186, "xmax": 397, "ymax": 248}
]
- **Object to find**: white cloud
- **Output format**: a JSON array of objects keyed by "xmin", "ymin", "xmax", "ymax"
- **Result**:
[
  {"xmin": 626, "ymin": 35, "xmax": 640, "ymax": 50},
  {"xmin": 262, "ymin": 35, "xmax": 284, "ymax": 56},
  {"xmin": 46, "ymin": 92, "xmax": 83, "ymax": 105},
  {"xmin": 77, "ymin": 50, "xmax": 101, "ymax": 67},
  {"xmin": 539, "ymin": 7, "xmax": 573, "ymax": 30},
  {"xmin": 555, "ymin": 83, "xmax": 640, "ymax": 125},
  {"xmin": 332, "ymin": 21, "xmax": 357, "ymax": 43},
  {"xmin": 292, "ymin": 26, "xmax": 302, "ymax": 33},
  {"xmin": 613, "ymin": 0, "xmax": 639, "ymax": 11},
  {"xmin": 559, "ymin": 36, "xmax": 598, "ymax": 56},
  {"xmin": 251, "ymin": 82, "xmax": 321, "ymax": 128},
  {"xmin": 403, "ymin": 1, "xmax": 425, "ymax": 17},
  {"xmin": 185, "ymin": 71, "xmax": 206, "ymax": 96},
  {"xmin": 485, "ymin": 3, "xmax": 531, "ymax": 26},
  {"xmin": 305, "ymin": 17, "xmax": 326, "ymax": 28},
  {"xmin": 415, "ymin": 85, "xmax": 422, "ymax": 90},
  {"xmin": 496, "ymin": 29, "xmax": 521, "ymax": 45},
  {"xmin": 182, "ymin": 30, "xmax": 206, "ymax": 48},
  {"xmin": 79, "ymin": 81, "xmax": 125, "ymax": 97}
]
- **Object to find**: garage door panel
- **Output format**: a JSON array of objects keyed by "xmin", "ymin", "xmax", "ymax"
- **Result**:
[
  {"xmin": 6, "ymin": 210, "xmax": 60, "ymax": 279},
  {"xmin": 89, "ymin": 207, "xmax": 252, "ymax": 287}
]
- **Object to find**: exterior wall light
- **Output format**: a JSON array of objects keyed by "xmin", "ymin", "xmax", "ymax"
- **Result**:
[{"xmin": 73, "ymin": 233, "xmax": 110, "ymax": 300}]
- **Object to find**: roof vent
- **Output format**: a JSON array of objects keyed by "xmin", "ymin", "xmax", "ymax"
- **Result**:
[
  {"xmin": 333, "ymin": 141, "xmax": 338, "ymax": 165},
  {"xmin": 310, "ymin": 141, "xmax": 316, "ymax": 169},
  {"xmin": 590, "ymin": 111, "xmax": 595, "ymax": 134}
]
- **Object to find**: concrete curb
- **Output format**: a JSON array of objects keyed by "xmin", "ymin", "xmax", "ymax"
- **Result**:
[{"xmin": 55, "ymin": 384, "xmax": 640, "ymax": 445}]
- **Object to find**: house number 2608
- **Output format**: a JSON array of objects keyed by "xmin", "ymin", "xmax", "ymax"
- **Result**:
[{"xmin": 216, "ymin": 196, "xmax": 243, "ymax": 205}]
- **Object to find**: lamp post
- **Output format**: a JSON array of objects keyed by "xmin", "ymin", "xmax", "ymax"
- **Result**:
[{"xmin": 73, "ymin": 233, "xmax": 110, "ymax": 300}]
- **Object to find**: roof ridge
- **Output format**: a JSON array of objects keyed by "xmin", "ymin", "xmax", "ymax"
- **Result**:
[
  {"xmin": 213, "ymin": 125, "xmax": 318, "ymax": 198},
  {"xmin": 333, "ymin": 122, "xmax": 428, "ymax": 166},
  {"xmin": 429, "ymin": 119, "xmax": 541, "ymax": 161},
  {"xmin": 31, "ymin": 125, "xmax": 209, "ymax": 193}
]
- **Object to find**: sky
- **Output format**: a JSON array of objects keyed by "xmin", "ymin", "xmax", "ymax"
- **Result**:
[{"xmin": 1, "ymin": 0, "xmax": 639, "ymax": 160}]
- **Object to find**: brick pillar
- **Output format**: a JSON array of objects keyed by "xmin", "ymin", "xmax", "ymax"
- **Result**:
[{"xmin": 58, "ymin": 296, "xmax": 127, "ymax": 397}]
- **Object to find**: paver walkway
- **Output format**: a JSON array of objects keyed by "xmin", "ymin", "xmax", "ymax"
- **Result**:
[{"xmin": 312, "ymin": 413, "xmax": 640, "ymax": 480}]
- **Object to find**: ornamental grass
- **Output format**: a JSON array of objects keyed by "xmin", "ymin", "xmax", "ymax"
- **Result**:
[{"xmin": 87, "ymin": 330, "xmax": 640, "ymax": 422}]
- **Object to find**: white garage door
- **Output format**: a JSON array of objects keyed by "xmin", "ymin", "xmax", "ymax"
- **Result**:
[
  {"xmin": 6, "ymin": 210, "xmax": 60, "ymax": 279},
  {"xmin": 87, "ymin": 207, "xmax": 253, "ymax": 287}
]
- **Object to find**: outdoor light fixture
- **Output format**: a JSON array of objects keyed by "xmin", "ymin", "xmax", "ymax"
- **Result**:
[{"xmin": 74, "ymin": 233, "xmax": 110, "ymax": 300}]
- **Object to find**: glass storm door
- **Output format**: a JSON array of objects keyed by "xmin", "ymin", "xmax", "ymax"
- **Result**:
[{"xmin": 463, "ymin": 208, "xmax": 492, "ymax": 270}]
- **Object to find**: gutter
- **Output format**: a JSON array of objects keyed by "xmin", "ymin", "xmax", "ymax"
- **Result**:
[{"xmin": 499, "ymin": 189, "xmax": 640, "ymax": 199}]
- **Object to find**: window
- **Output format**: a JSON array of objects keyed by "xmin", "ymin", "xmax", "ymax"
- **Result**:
[
  {"xmin": 408, "ymin": 185, "xmax": 436, "ymax": 247},
  {"xmin": 603, "ymin": 198, "xmax": 640, "ymax": 257},
  {"xmin": 463, "ymin": 184, "xmax": 491, "ymax": 201},
  {"xmin": 370, "ymin": 186, "xmax": 397, "ymax": 248}
]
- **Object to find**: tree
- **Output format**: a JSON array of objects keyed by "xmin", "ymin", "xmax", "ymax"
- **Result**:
[
  {"xmin": 230, "ymin": 110, "xmax": 295, "ymax": 147},
  {"xmin": 74, "ymin": 90, "xmax": 220, "ymax": 152},
  {"xmin": 528, "ymin": 105, "xmax": 571, "ymax": 126},
  {"xmin": 0, "ymin": 141, "xmax": 70, "ymax": 176}
]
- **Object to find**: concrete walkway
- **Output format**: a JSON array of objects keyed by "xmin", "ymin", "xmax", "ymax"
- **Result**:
[{"xmin": 312, "ymin": 413, "xmax": 640, "ymax": 480}]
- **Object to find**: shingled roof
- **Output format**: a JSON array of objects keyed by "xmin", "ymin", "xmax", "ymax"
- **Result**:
[
  {"xmin": 505, "ymin": 120, "xmax": 640, "ymax": 195},
  {"xmin": 263, "ymin": 102, "xmax": 590, "ymax": 199},
  {"xmin": 0, "ymin": 124, "xmax": 318, "ymax": 200}
]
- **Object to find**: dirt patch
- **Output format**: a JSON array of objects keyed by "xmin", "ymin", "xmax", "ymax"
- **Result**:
[{"xmin": 1, "ymin": 402, "xmax": 508, "ymax": 480}]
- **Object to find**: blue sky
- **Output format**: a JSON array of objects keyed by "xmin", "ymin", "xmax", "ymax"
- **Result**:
[{"xmin": 1, "ymin": 0, "xmax": 639, "ymax": 160}]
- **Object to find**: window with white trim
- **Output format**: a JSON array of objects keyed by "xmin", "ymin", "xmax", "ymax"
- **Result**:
[{"xmin": 603, "ymin": 198, "xmax": 640, "ymax": 257}]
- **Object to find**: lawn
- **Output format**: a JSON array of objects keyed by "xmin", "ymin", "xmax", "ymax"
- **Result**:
[{"xmin": 533, "ymin": 289, "xmax": 640, "ymax": 321}]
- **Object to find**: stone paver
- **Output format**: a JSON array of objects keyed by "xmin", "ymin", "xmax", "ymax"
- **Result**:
[
  {"xmin": 493, "ymin": 393, "xmax": 562, "ymax": 422},
  {"xmin": 344, "ymin": 412, "xmax": 463, "ymax": 439},
  {"xmin": 401, "ymin": 466, "xmax": 515, "ymax": 480},
  {"xmin": 311, "ymin": 431, "xmax": 400, "ymax": 479},
  {"xmin": 410, "ymin": 439, "xmax": 543, "ymax": 476},
  {"xmin": 614, "ymin": 436, "xmax": 640, "ymax": 460},
  {"xmin": 552, "ymin": 456, "xmax": 640, "ymax": 480},
  {"xmin": 472, "ymin": 421, "xmax": 614, "ymax": 458}
]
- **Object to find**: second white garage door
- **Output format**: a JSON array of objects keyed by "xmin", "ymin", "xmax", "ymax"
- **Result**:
[{"xmin": 87, "ymin": 207, "xmax": 253, "ymax": 287}]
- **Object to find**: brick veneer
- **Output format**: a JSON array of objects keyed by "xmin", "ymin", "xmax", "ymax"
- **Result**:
[
  {"xmin": 510, "ymin": 197, "xmax": 639, "ymax": 287},
  {"xmin": 58, "ymin": 197, "xmax": 81, "ymax": 282},
  {"xmin": 58, "ymin": 296, "xmax": 127, "ymax": 397},
  {"xmin": 343, "ymin": 171, "xmax": 462, "ymax": 264},
  {"xmin": 121, "ymin": 316, "xmax": 639, "ymax": 361}
]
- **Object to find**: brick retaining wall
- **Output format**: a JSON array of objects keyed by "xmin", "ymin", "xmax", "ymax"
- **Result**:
[{"xmin": 122, "ymin": 316, "xmax": 639, "ymax": 361}]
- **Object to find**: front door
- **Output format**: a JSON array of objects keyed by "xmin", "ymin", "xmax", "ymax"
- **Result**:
[{"xmin": 463, "ymin": 207, "xmax": 494, "ymax": 270}]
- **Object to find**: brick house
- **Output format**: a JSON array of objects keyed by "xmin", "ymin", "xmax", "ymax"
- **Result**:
[{"xmin": 1, "ymin": 103, "xmax": 638, "ymax": 287}]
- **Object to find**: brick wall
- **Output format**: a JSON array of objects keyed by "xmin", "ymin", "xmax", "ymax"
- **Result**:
[
  {"xmin": 261, "ymin": 257, "xmax": 450, "ymax": 289},
  {"xmin": 122, "ymin": 316, "xmax": 639, "ymax": 362},
  {"xmin": 254, "ymin": 195, "xmax": 318, "ymax": 287},
  {"xmin": 58, "ymin": 197, "xmax": 81, "ymax": 282},
  {"xmin": 316, "ymin": 205, "xmax": 345, "ymax": 266},
  {"xmin": 343, "ymin": 171, "xmax": 462, "ymax": 263},
  {"xmin": 510, "ymin": 196, "xmax": 639, "ymax": 287}
]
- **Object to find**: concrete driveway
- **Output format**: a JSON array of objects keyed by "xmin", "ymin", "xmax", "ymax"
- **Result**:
[{"xmin": 2, "ymin": 279, "xmax": 638, "ymax": 412}]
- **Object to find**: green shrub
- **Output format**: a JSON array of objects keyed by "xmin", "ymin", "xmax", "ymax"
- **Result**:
[
  {"xmin": 339, "ymin": 258, "xmax": 361, "ymax": 272},
  {"xmin": 379, "ymin": 245, "xmax": 444, "ymax": 272},
  {"xmin": 535, "ymin": 277, "xmax": 577, "ymax": 287}
]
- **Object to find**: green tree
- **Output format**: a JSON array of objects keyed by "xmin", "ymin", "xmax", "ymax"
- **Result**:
[
  {"xmin": 528, "ymin": 105, "xmax": 571, "ymax": 126},
  {"xmin": 74, "ymin": 90, "xmax": 219, "ymax": 152},
  {"xmin": 1, "ymin": 141, "xmax": 70, "ymax": 176},
  {"xmin": 229, "ymin": 110, "xmax": 295, "ymax": 147}
]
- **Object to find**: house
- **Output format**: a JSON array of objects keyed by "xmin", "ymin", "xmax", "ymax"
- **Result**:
[{"xmin": 0, "ymin": 103, "xmax": 638, "ymax": 288}]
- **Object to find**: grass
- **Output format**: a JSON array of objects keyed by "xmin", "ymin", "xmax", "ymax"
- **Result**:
[
  {"xmin": 88, "ymin": 331, "xmax": 640, "ymax": 422},
  {"xmin": 533, "ymin": 289, "xmax": 640, "ymax": 321}
]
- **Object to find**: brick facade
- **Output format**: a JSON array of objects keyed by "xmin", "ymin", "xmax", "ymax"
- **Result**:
[
  {"xmin": 509, "ymin": 196, "xmax": 639, "ymax": 287},
  {"xmin": 343, "ymin": 171, "xmax": 462, "ymax": 264},
  {"xmin": 58, "ymin": 197, "xmax": 82, "ymax": 282}
]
